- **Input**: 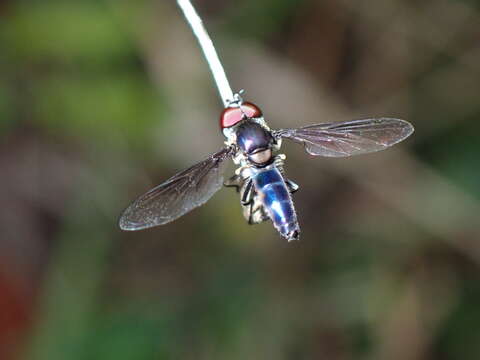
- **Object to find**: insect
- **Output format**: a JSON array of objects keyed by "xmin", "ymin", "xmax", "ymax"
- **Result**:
[
  {"xmin": 119, "ymin": 93, "xmax": 414, "ymax": 240},
  {"xmin": 118, "ymin": 0, "xmax": 414, "ymax": 240}
]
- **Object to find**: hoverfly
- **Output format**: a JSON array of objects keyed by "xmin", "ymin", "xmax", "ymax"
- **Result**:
[{"xmin": 119, "ymin": 93, "xmax": 414, "ymax": 241}]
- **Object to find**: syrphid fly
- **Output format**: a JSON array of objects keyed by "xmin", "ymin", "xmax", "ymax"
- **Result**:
[{"xmin": 119, "ymin": 93, "xmax": 414, "ymax": 241}]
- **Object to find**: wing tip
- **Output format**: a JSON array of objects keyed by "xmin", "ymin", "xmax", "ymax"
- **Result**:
[
  {"xmin": 118, "ymin": 216, "xmax": 139, "ymax": 231},
  {"xmin": 118, "ymin": 210, "xmax": 150, "ymax": 231},
  {"xmin": 392, "ymin": 118, "xmax": 415, "ymax": 144},
  {"xmin": 118, "ymin": 209, "xmax": 172, "ymax": 231},
  {"xmin": 375, "ymin": 117, "xmax": 415, "ymax": 144}
]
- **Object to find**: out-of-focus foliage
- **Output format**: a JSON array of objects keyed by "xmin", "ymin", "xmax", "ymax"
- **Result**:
[
  {"xmin": 0, "ymin": 0, "xmax": 480, "ymax": 360},
  {"xmin": 0, "ymin": 1, "xmax": 162, "ymax": 148}
]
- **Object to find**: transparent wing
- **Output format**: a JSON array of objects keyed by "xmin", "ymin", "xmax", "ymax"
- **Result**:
[
  {"xmin": 119, "ymin": 147, "xmax": 233, "ymax": 231},
  {"xmin": 274, "ymin": 118, "xmax": 414, "ymax": 157}
]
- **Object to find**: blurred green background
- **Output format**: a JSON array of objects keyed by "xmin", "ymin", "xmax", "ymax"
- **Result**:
[{"xmin": 1, "ymin": 0, "xmax": 480, "ymax": 359}]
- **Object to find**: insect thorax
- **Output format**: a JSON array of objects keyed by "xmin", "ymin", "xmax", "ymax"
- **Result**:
[{"xmin": 224, "ymin": 117, "xmax": 282, "ymax": 168}]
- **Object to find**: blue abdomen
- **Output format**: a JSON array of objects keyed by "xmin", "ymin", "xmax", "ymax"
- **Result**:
[{"xmin": 252, "ymin": 168, "xmax": 299, "ymax": 240}]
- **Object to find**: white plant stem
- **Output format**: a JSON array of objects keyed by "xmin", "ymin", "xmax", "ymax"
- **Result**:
[{"xmin": 176, "ymin": 0, "xmax": 235, "ymax": 107}]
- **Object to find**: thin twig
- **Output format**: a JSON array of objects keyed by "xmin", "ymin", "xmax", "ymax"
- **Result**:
[{"xmin": 176, "ymin": 0, "xmax": 235, "ymax": 107}]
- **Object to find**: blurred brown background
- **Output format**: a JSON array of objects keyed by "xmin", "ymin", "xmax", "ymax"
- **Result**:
[{"xmin": 1, "ymin": 0, "xmax": 480, "ymax": 359}]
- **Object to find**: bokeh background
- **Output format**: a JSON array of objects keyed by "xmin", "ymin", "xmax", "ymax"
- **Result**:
[{"xmin": 1, "ymin": 0, "xmax": 480, "ymax": 359}]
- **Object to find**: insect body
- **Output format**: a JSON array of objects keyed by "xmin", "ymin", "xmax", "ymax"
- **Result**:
[
  {"xmin": 250, "ymin": 167, "xmax": 299, "ymax": 240},
  {"xmin": 119, "ymin": 96, "xmax": 414, "ymax": 241},
  {"xmin": 223, "ymin": 111, "xmax": 300, "ymax": 240}
]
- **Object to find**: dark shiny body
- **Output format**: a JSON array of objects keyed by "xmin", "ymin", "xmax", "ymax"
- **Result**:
[
  {"xmin": 252, "ymin": 167, "xmax": 299, "ymax": 239},
  {"xmin": 235, "ymin": 121, "xmax": 273, "ymax": 155}
]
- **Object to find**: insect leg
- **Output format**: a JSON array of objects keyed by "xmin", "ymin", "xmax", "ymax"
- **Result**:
[
  {"xmin": 224, "ymin": 174, "xmax": 242, "ymax": 192},
  {"xmin": 273, "ymin": 154, "xmax": 299, "ymax": 193},
  {"xmin": 247, "ymin": 198, "xmax": 269, "ymax": 224},
  {"xmin": 238, "ymin": 178, "xmax": 255, "ymax": 223},
  {"xmin": 238, "ymin": 179, "xmax": 269, "ymax": 225},
  {"xmin": 245, "ymin": 201, "xmax": 255, "ymax": 224},
  {"xmin": 241, "ymin": 179, "xmax": 254, "ymax": 205},
  {"xmin": 273, "ymin": 154, "xmax": 286, "ymax": 169}
]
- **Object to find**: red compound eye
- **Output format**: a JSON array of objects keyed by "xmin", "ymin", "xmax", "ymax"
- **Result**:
[{"xmin": 220, "ymin": 102, "xmax": 263, "ymax": 129}]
